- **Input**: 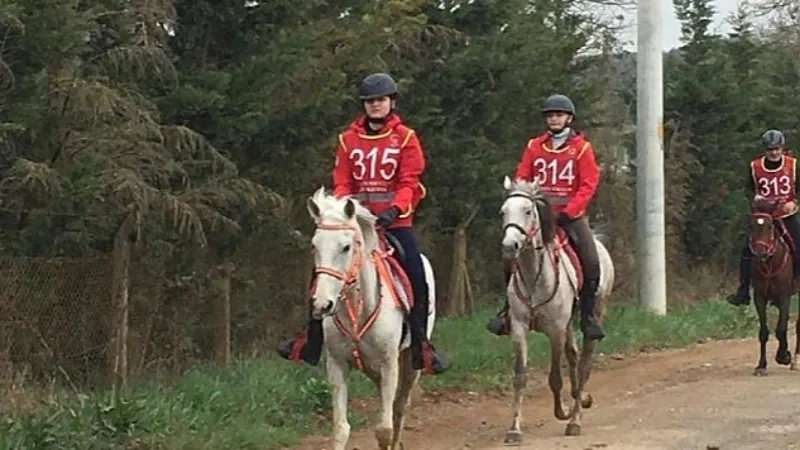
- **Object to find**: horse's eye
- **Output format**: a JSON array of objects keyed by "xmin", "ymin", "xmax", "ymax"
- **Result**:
[
  {"xmin": 342, "ymin": 244, "xmax": 351, "ymax": 253},
  {"xmin": 525, "ymin": 209, "xmax": 533, "ymax": 216}
]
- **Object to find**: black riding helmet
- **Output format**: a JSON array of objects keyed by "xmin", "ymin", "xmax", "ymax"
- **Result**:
[
  {"xmin": 762, "ymin": 129, "xmax": 785, "ymax": 150},
  {"xmin": 542, "ymin": 94, "xmax": 576, "ymax": 116},
  {"xmin": 360, "ymin": 73, "xmax": 399, "ymax": 100}
]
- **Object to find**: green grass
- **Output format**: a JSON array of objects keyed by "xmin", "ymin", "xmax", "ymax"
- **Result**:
[{"xmin": 0, "ymin": 297, "xmax": 763, "ymax": 450}]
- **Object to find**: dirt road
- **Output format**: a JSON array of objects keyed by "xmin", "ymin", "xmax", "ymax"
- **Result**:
[{"xmin": 291, "ymin": 336, "xmax": 800, "ymax": 450}]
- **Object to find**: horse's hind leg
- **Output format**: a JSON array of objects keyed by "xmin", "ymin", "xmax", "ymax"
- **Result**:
[
  {"xmin": 755, "ymin": 298, "xmax": 769, "ymax": 376},
  {"xmin": 391, "ymin": 350, "xmax": 418, "ymax": 450},
  {"xmin": 505, "ymin": 315, "xmax": 529, "ymax": 445},
  {"xmin": 325, "ymin": 353, "xmax": 352, "ymax": 450},
  {"xmin": 775, "ymin": 296, "xmax": 792, "ymax": 366}
]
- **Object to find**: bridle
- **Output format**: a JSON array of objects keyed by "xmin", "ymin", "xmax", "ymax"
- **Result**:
[
  {"xmin": 308, "ymin": 221, "xmax": 384, "ymax": 371},
  {"xmin": 502, "ymin": 191, "xmax": 562, "ymax": 312},
  {"xmin": 748, "ymin": 212, "xmax": 790, "ymax": 281}
]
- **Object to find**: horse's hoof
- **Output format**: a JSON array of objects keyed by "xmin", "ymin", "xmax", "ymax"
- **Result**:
[
  {"xmin": 565, "ymin": 423, "xmax": 582, "ymax": 436},
  {"xmin": 791, "ymin": 363, "xmax": 798, "ymax": 371},
  {"xmin": 581, "ymin": 393, "xmax": 594, "ymax": 409},
  {"xmin": 754, "ymin": 367, "xmax": 768, "ymax": 376},
  {"xmin": 776, "ymin": 352, "xmax": 792, "ymax": 366},
  {"xmin": 504, "ymin": 431, "xmax": 523, "ymax": 445}
]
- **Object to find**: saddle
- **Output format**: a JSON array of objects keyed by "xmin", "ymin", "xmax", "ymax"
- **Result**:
[
  {"xmin": 555, "ymin": 227, "xmax": 585, "ymax": 291},
  {"xmin": 376, "ymin": 232, "xmax": 414, "ymax": 314}
]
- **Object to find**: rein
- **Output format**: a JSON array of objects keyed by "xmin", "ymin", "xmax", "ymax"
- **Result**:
[
  {"xmin": 309, "ymin": 221, "xmax": 402, "ymax": 372},
  {"xmin": 504, "ymin": 192, "xmax": 562, "ymax": 316},
  {"xmin": 749, "ymin": 212, "xmax": 791, "ymax": 289}
]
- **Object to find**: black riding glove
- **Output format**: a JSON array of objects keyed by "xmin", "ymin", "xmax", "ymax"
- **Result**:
[
  {"xmin": 377, "ymin": 207, "xmax": 401, "ymax": 228},
  {"xmin": 556, "ymin": 212, "xmax": 571, "ymax": 227}
]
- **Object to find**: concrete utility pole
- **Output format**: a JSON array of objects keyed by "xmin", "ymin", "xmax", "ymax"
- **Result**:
[{"xmin": 636, "ymin": 0, "xmax": 667, "ymax": 315}]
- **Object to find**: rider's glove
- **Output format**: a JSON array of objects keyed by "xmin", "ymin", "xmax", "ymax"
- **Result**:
[{"xmin": 377, "ymin": 207, "xmax": 401, "ymax": 228}]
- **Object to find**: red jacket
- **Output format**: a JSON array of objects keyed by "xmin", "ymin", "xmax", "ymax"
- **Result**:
[
  {"xmin": 750, "ymin": 154, "xmax": 797, "ymax": 218},
  {"xmin": 332, "ymin": 113, "xmax": 426, "ymax": 228},
  {"xmin": 515, "ymin": 131, "xmax": 600, "ymax": 219}
]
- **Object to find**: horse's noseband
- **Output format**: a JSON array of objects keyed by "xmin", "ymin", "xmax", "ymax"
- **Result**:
[
  {"xmin": 312, "ymin": 222, "xmax": 364, "ymax": 297},
  {"xmin": 503, "ymin": 192, "xmax": 542, "ymax": 251}
]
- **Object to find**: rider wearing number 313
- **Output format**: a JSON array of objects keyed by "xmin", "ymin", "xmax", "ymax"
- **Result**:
[
  {"xmin": 277, "ymin": 72, "xmax": 450, "ymax": 375},
  {"xmin": 727, "ymin": 129, "xmax": 800, "ymax": 306},
  {"xmin": 486, "ymin": 94, "xmax": 605, "ymax": 341}
]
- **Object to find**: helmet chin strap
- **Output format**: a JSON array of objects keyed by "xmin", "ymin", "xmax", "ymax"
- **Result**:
[
  {"xmin": 548, "ymin": 126, "xmax": 571, "ymax": 136},
  {"xmin": 365, "ymin": 107, "xmax": 395, "ymax": 129}
]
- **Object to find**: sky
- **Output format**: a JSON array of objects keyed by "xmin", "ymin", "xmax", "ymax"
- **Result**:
[{"xmin": 617, "ymin": 0, "xmax": 739, "ymax": 51}]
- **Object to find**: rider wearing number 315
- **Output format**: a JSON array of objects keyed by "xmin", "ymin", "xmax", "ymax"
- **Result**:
[
  {"xmin": 727, "ymin": 129, "xmax": 800, "ymax": 306},
  {"xmin": 486, "ymin": 94, "xmax": 605, "ymax": 341},
  {"xmin": 277, "ymin": 72, "xmax": 450, "ymax": 375}
]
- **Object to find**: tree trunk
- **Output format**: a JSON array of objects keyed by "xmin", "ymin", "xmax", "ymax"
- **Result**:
[
  {"xmin": 209, "ymin": 262, "xmax": 234, "ymax": 365},
  {"xmin": 108, "ymin": 214, "xmax": 135, "ymax": 390},
  {"xmin": 444, "ymin": 208, "xmax": 478, "ymax": 317}
]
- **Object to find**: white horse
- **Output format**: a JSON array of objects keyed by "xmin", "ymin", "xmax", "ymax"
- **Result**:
[
  {"xmin": 305, "ymin": 187, "xmax": 437, "ymax": 450},
  {"xmin": 499, "ymin": 176, "xmax": 615, "ymax": 442}
]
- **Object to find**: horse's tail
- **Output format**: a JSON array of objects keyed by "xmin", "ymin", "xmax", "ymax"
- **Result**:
[{"xmin": 591, "ymin": 221, "xmax": 613, "ymax": 247}]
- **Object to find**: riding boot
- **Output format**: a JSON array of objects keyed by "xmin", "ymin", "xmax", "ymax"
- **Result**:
[
  {"xmin": 578, "ymin": 277, "xmax": 605, "ymax": 341},
  {"xmin": 277, "ymin": 304, "xmax": 324, "ymax": 365},
  {"xmin": 409, "ymin": 306, "xmax": 451, "ymax": 375},
  {"xmin": 486, "ymin": 264, "xmax": 513, "ymax": 336},
  {"xmin": 726, "ymin": 252, "xmax": 752, "ymax": 306}
]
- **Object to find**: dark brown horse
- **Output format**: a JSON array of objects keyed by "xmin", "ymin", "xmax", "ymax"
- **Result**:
[{"xmin": 748, "ymin": 199, "xmax": 800, "ymax": 375}]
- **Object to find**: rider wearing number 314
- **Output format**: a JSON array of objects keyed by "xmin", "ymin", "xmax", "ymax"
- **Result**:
[
  {"xmin": 727, "ymin": 129, "xmax": 800, "ymax": 306},
  {"xmin": 277, "ymin": 72, "xmax": 450, "ymax": 375},
  {"xmin": 486, "ymin": 94, "xmax": 605, "ymax": 341}
]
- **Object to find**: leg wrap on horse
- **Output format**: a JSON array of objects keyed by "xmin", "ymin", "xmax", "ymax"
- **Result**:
[
  {"xmin": 387, "ymin": 228, "xmax": 450, "ymax": 374},
  {"xmin": 781, "ymin": 214, "xmax": 800, "ymax": 278}
]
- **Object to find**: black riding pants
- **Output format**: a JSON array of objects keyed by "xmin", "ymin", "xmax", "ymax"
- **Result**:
[
  {"xmin": 386, "ymin": 227, "xmax": 430, "ymax": 335},
  {"xmin": 561, "ymin": 217, "xmax": 601, "ymax": 282}
]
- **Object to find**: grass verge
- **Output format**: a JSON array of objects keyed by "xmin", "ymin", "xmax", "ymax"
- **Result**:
[{"xmin": 0, "ymin": 297, "xmax": 762, "ymax": 450}]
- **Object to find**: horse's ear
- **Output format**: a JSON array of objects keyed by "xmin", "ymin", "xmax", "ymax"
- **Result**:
[
  {"xmin": 531, "ymin": 177, "xmax": 540, "ymax": 192},
  {"xmin": 307, "ymin": 196, "xmax": 321, "ymax": 220},
  {"xmin": 344, "ymin": 199, "xmax": 356, "ymax": 219},
  {"xmin": 503, "ymin": 175, "xmax": 512, "ymax": 191}
]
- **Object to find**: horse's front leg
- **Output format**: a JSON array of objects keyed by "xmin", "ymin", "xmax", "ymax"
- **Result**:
[
  {"xmin": 376, "ymin": 349, "xmax": 400, "ymax": 450},
  {"xmin": 505, "ymin": 311, "xmax": 529, "ymax": 445},
  {"xmin": 775, "ymin": 295, "xmax": 792, "ymax": 365},
  {"xmin": 326, "ymin": 350, "xmax": 352, "ymax": 450},
  {"xmin": 391, "ymin": 349, "xmax": 419, "ymax": 450},
  {"xmin": 754, "ymin": 296, "xmax": 769, "ymax": 376},
  {"xmin": 564, "ymin": 320, "xmax": 582, "ymax": 436},
  {"xmin": 547, "ymin": 325, "xmax": 569, "ymax": 422}
]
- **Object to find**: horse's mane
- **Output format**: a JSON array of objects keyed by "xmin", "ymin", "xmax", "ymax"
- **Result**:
[
  {"xmin": 309, "ymin": 187, "xmax": 378, "ymax": 248},
  {"xmin": 506, "ymin": 178, "xmax": 556, "ymax": 244}
]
